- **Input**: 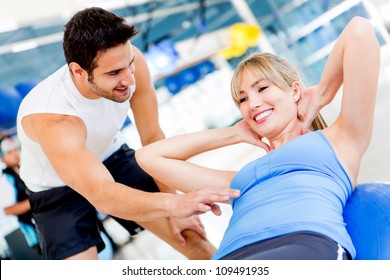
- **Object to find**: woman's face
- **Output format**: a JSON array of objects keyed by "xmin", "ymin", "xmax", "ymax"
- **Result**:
[{"xmin": 237, "ymin": 70, "xmax": 299, "ymax": 140}]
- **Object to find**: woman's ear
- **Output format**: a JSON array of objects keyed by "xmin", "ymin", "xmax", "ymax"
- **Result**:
[{"xmin": 292, "ymin": 81, "xmax": 301, "ymax": 103}]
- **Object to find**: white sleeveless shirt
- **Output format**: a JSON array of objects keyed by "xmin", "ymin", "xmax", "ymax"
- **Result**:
[{"xmin": 16, "ymin": 65, "xmax": 135, "ymax": 192}]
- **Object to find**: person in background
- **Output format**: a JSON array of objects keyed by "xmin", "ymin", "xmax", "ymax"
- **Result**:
[
  {"xmin": 135, "ymin": 17, "xmax": 380, "ymax": 260},
  {"xmin": 16, "ymin": 7, "xmax": 237, "ymax": 260},
  {"xmin": 0, "ymin": 136, "xmax": 41, "ymax": 256}
]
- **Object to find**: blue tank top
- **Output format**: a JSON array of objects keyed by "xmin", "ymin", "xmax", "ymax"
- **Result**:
[{"xmin": 212, "ymin": 130, "xmax": 355, "ymax": 259}]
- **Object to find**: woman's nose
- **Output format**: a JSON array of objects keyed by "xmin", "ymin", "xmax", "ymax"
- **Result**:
[{"xmin": 249, "ymin": 96, "xmax": 262, "ymax": 110}]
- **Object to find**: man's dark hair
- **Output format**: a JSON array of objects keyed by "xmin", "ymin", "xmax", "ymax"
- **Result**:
[{"xmin": 63, "ymin": 7, "xmax": 138, "ymax": 73}]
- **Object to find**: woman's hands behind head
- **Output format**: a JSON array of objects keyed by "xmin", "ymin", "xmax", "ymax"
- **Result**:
[
  {"xmin": 233, "ymin": 120, "xmax": 270, "ymax": 152},
  {"xmin": 297, "ymin": 86, "xmax": 322, "ymax": 134}
]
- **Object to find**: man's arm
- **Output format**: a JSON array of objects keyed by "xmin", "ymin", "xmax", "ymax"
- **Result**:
[
  {"xmin": 21, "ymin": 113, "xmax": 239, "ymax": 221},
  {"xmin": 130, "ymin": 46, "xmax": 165, "ymax": 146},
  {"xmin": 129, "ymin": 46, "xmax": 177, "ymax": 195}
]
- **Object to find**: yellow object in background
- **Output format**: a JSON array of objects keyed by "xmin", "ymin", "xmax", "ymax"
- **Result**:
[{"xmin": 219, "ymin": 23, "xmax": 261, "ymax": 59}]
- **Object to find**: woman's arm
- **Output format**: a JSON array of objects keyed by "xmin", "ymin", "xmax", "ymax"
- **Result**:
[
  {"xmin": 322, "ymin": 17, "xmax": 379, "ymax": 142},
  {"xmin": 136, "ymin": 122, "xmax": 268, "ymax": 194},
  {"xmin": 318, "ymin": 17, "xmax": 380, "ymax": 183},
  {"xmin": 136, "ymin": 126, "xmax": 239, "ymax": 193},
  {"xmin": 299, "ymin": 17, "xmax": 380, "ymax": 141}
]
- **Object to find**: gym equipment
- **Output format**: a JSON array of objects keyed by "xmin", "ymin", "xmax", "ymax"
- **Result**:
[
  {"xmin": 4, "ymin": 228, "xmax": 42, "ymax": 260},
  {"xmin": 146, "ymin": 38, "xmax": 179, "ymax": 78},
  {"xmin": 344, "ymin": 182, "xmax": 390, "ymax": 259},
  {"xmin": 196, "ymin": 60, "xmax": 215, "ymax": 76},
  {"xmin": 164, "ymin": 76, "xmax": 182, "ymax": 95},
  {"xmin": 0, "ymin": 87, "xmax": 22, "ymax": 131},
  {"xmin": 14, "ymin": 78, "xmax": 40, "ymax": 98},
  {"xmin": 179, "ymin": 66, "xmax": 200, "ymax": 86},
  {"xmin": 164, "ymin": 61, "xmax": 215, "ymax": 95},
  {"xmin": 219, "ymin": 23, "xmax": 261, "ymax": 59}
]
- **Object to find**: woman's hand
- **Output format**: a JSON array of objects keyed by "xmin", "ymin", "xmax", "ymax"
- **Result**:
[
  {"xmin": 233, "ymin": 120, "xmax": 270, "ymax": 152},
  {"xmin": 297, "ymin": 86, "xmax": 321, "ymax": 134}
]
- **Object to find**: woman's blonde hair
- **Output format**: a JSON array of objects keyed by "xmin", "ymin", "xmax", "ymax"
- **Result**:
[{"xmin": 231, "ymin": 52, "xmax": 327, "ymax": 131}]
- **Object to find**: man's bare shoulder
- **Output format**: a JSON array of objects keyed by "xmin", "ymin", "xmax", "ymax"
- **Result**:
[{"xmin": 22, "ymin": 113, "xmax": 84, "ymax": 143}]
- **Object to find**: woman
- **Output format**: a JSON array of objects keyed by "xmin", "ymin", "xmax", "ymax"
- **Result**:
[{"xmin": 135, "ymin": 17, "xmax": 380, "ymax": 260}]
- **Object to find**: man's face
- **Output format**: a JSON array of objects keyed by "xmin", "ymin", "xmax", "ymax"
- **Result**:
[{"xmin": 87, "ymin": 42, "xmax": 136, "ymax": 103}]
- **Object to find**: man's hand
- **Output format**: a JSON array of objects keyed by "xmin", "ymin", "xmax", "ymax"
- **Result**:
[
  {"xmin": 171, "ymin": 187, "xmax": 240, "ymax": 218},
  {"xmin": 169, "ymin": 187, "xmax": 239, "ymax": 246},
  {"xmin": 168, "ymin": 215, "xmax": 206, "ymax": 247},
  {"xmin": 297, "ymin": 86, "xmax": 322, "ymax": 134}
]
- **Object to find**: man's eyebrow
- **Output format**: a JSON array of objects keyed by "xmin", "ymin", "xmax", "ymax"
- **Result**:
[{"xmin": 104, "ymin": 54, "xmax": 136, "ymax": 75}]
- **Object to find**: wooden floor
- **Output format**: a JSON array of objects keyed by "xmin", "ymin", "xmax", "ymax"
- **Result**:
[{"xmin": 110, "ymin": 44, "xmax": 390, "ymax": 260}]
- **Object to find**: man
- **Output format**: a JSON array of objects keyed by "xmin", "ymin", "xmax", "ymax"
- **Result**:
[
  {"xmin": 16, "ymin": 7, "xmax": 238, "ymax": 260},
  {"xmin": 0, "ymin": 136, "xmax": 41, "ymax": 257}
]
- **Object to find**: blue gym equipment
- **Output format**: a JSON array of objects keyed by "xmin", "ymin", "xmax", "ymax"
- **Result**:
[{"xmin": 344, "ymin": 182, "xmax": 390, "ymax": 259}]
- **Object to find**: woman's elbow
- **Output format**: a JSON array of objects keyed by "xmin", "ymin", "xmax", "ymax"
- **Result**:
[
  {"xmin": 346, "ymin": 17, "xmax": 380, "ymax": 56},
  {"xmin": 348, "ymin": 16, "xmax": 375, "ymax": 39},
  {"xmin": 135, "ymin": 148, "xmax": 155, "ymax": 173}
]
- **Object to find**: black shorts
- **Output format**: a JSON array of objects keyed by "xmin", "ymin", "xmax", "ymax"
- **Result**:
[
  {"xmin": 221, "ymin": 232, "xmax": 352, "ymax": 260},
  {"xmin": 28, "ymin": 144, "xmax": 159, "ymax": 260}
]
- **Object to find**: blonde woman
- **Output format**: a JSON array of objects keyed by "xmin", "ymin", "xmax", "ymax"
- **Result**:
[{"xmin": 136, "ymin": 17, "xmax": 380, "ymax": 260}]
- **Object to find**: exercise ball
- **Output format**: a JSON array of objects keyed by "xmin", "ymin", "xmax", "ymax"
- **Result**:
[
  {"xmin": 15, "ymin": 78, "xmax": 40, "ymax": 98},
  {"xmin": 343, "ymin": 183, "xmax": 390, "ymax": 259},
  {"xmin": 0, "ymin": 87, "xmax": 23, "ymax": 130}
]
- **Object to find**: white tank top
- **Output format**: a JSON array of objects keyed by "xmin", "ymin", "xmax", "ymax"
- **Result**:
[{"xmin": 16, "ymin": 65, "xmax": 135, "ymax": 192}]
